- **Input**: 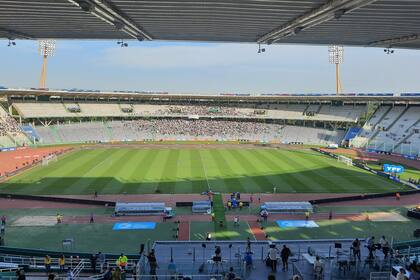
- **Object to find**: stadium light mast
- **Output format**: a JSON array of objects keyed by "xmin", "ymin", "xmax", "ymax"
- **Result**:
[
  {"xmin": 328, "ymin": 45, "xmax": 343, "ymax": 95},
  {"xmin": 38, "ymin": 40, "xmax": 56, "ymax": 89}
]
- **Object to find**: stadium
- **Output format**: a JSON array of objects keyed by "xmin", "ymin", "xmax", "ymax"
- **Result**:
[{"xmin": 1, "ymin": 0, "xmax": 420, "ymax": 279}]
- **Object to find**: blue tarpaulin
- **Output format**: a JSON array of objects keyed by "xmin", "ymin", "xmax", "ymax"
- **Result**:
[
  {"xmin": 112, "ymin": 222, "xmax": 156, "ymax": 231},
  {"xmin": 276, "ymin": 220, "xmax": 319, "ymax": 228}
]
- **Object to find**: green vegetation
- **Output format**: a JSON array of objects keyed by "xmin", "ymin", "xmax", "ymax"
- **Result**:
[
  {"xmin": 0, "ymin": 147, "xmax": 407, "ymax": 195},
  {"xmin": 212, "ymin": 193, "xmax": 228, "ymax": 238}
]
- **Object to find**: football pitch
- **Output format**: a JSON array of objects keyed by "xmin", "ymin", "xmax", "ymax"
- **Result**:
[{"xmin": 0, "ymin": 147, "xmax": 406, "ymax": 195}]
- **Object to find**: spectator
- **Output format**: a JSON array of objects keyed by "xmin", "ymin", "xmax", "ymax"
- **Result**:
[
  {"xmin": 66, "ymin": 268, "xmax": 74, "ymax": 280},
  {"xmin": 112, "ymin": 267, "xmax": 122, "ymax": 280},
  {"xmin": 44, "ymin": 255, "xmax": 52, "ymax": 274},
  {"xmin": 1, "ymin": 215, "xmax": 6, "ymax": 226},
  {"xmin": 367, "ymin": 236, "xmax": 375, "ymax": 259},
  {"xmin": 267, "ymin": 274, "xmax": 276, "ymax": 280},
  {"xmin": 380, "ymin": 236, "xmax": 390, "ymax": 258},
  {"xmin": 246, "ymin": 237, "xmax": 252, "ymax": 252},
  {"xmin": 314, "ymin": 256, "xmax": 323, "ymax": 280},
  {"xmin": 102, "ymin": 268, "xmax": 113, "ymax": 280},
  {"xmin": 352, "ymin": 238, "xmax": 361, "ymax": 261},
  {"xmin": 98, "ymin": 251, "xmax": 106, "ymax": 273},
  {"xmin": 90, "ymin": 253, "xmax": 98, "ymax": 273},
  {"xmin": 268, "ymin": 244, "xmax": 280, "ymax": 272},
  {"xmin": 225, "ymin": 267, "xmax": 236, "ymax": 280},
  {"xmin": 396, "ymin": 268, "xmax": 406, "ymax": 280},
  {"xmin": 59, "ymin": 255, "xmax": 65, "ymax": 272},
  {"xmin": 116, "ymin": 253, "xmax": 127, "ymax": 270},
  {"xmin": 280, "ymin": 245, "xmax": 291, "ymax": 271},
  {"xmin": 146, "ymin": 249, "xmax": 158, "ymax": 276},
  {"xmin": 244, "ymin": 251, "xmax": 253, "ymax": 270},
  {"xmin": 16, "ymin": 268, "xmax": 26, "ymax": 280}
]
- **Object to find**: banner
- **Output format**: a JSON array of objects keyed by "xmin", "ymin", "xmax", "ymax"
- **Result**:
[{"xmin": 383, "ymin": 164, "xmax": 405, "ymax": 173}]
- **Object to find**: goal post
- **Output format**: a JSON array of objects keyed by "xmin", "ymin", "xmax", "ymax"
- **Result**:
[
  {"xmin": 42, "ymin": 154, "xmax": 57, "ymax": 166},
  {"xmin": 337, "ymin": 155, "xmax": 353, "ymax": 166}
]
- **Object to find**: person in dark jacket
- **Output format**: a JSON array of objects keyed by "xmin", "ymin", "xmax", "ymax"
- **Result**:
[{"xmin": 281, "ymin": 245, "xmax": 292, "ymax": 271}]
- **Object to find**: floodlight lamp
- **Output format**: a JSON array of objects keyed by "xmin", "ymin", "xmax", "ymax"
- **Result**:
[
  {"xmin": 114, "ymin": 20, "xmax": 125, "ymax": 31},
  {"xmin": 76, "ymin": 0, "xmax": 94, "ymax": 12},
  {"xmin": 328, "ymin": 45, "xmax": 343, "ymax": 64},
  {"xmin": 38, "ymin": 40, "xmax": 56, "ymax": 57},
  {"xmin": 334, "ymin": 9, "xmax": 346, "ymax": 19}
]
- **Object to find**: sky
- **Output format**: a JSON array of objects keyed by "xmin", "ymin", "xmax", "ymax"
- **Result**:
[{"xmin": 1, "ymin": 39, "xmax": 420, "ymax": 94}]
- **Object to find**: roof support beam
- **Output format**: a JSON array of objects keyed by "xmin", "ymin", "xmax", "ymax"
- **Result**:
[
  {"xmin": 67, "ymin": 0, "xmax": 152, "ymax": 40},
  {"xmin": 0, "ymin": 27, "xmax": 32, "ymax": 39},
  {"xmin": 257, "ymin": 0, "xmax": 377, "ymax": 44},
  {"xmin": 368, "ymin": 34, "xmax": 420, "ymax": 47}
]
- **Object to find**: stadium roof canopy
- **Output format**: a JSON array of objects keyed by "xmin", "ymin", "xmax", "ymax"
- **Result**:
[
  {"xmin": 2, "ymin": 89, "xmax": 420, "ymax": 103},
  {"xmin": 1, "ymin": 0, "xmax": 420, "ymax": 49}
]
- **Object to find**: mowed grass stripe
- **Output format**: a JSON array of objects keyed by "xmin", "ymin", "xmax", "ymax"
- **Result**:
[
  {"xmin": 289, "ymin": 150, "xmax": 346, "ymax": 193},
  {"xmin": 250, "ymin": 149, "xmax": 296, "ymax": 192},
  {"xmin": 0, "ymin": 147, "xmax": 405, "ymax": 195},
  {"xmin": 63, "ymin": 149, "xmax": 127, "ymax": 192},
  {"xmin": 304, "ymin": 150, "xmax": 402, "ymax": 192},
  {"xmin": 174, "ymin": 149, "xmax": 194, "ymax": 193},
  {"xmin": 156, "ymin": 149, "xmax": 179, "ymax": 193},
  {"xmin": 6, "ymin": 149, "xmax": 111, "ymax": 194},
  {"xmin": 130, "ymin": 149, "xmax": 164, "ymax": 193},
  {"xmin": 218, "ymin": 149, "xmax": 261, "ymax": 193},
  {"xmin": 189, "ymin": 150, "xmax": 208, "ymax": 193},
  {"xmin": 8, "ymin": 150, "xmax": 84, "ymax": 183},
  {"xmin": 257, "ymin": 149, "xmax": 314, "ymax": 192},
  {"xmin": 207, "ymin": 149, "xmax": 244, "ymax": 193},
  {"xmin": 99, "ymin": 149, "xmax": 141, "ymax": 194},
  {"xmin": 270, "ymin": 150, "xmax": 330, "ymax": 192},
  {"xmin": 229, "ymin": 149, "xmax": 275, "ymax": 192},
  {"xmin": 296, "ymin": 152, "xmax": 371, "ymax": 192},
  {"xmin": 157, "ymin": 149, "xmax": 181, "ymax": 193}
]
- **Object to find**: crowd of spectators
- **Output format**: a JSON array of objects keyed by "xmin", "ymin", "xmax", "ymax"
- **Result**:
[
  {"xmin": 163, "ymin": 105, "xmax": 241, "ymax": 116},
  {"xmin": 123, "ymin": 119, "xmax": 282, "ymax": 138},
  {"xmin": 0, "ymin": 114, "xmax": 21, "ymax": 136}
]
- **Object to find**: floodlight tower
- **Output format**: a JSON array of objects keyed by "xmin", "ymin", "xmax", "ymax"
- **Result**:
[
  {"xmin": 328, "ymin": 45, "xmax": 344, "ymax": 95},
  {"xmin": 38, "ymin": 40, "xmax": 56, "ymax": 89}
]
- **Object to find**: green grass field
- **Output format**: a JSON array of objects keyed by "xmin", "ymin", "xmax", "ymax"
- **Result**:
[{"xmin": 0, "ymin": 147, "xmax": 407, "ymax": 195}]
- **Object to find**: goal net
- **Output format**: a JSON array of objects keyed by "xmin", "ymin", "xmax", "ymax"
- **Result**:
[
  {"xmin": 42, "ymin": 154, "xmax": 57, "ymax": 166},
  {"xmin": 337, "ymin": 155, "xmax": 353, "ymax": 166}
]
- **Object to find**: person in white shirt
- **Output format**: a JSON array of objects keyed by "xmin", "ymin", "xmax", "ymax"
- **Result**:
[
  {"xmin": 268, "ymin": 244, "xmax": 280, "ymax": 272},
  {"xmin": 396, "ymin": 268, "xmax": 406, "ymax": 280}
]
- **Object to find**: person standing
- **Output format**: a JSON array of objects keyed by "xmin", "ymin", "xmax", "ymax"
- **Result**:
[
  {"xmin": 352, "ymin": 238, "xmax": 361, "ymax": 261},
  {"xmin": 117, "ymin": 253, "xmax": 127, "ymax": 270},
  {"xmin": 44, "ymin": 255, "xmax": 52, "ymax": 274},
  {"xmin": 146, "ymin": 249, "xmax": 158, "ymax": 277},
  {"xmin": 59, "ymin": 255, "xmax": 65, "ymax": 272},
  {"xmin": 380, "ymin": 236, "xmax": 390, "ymax": 258},
  {"xmin": 98, "ymin": 252, "xmax": 106, "ymax": 273},
  {"xmin": 280, "ymin": 245, "xmax": 291, "ymax": 271},
  {"xmin": 1, "ymin": 215, "xmax": 6, "ymax": 226},
  {"xmin": 396, "ymin": 268, "xmax": 406, "ymax": 280},
  {"xmin": 367, "ymin": 236, "xmax": 375, "ymax": 259},
  {"xmin": 90, "ymin": 253, "xmax": 98, "ymax": 273},
  {"xmin": 268, "ymin": 244, "xmax": 280, "ymax": 272}
]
